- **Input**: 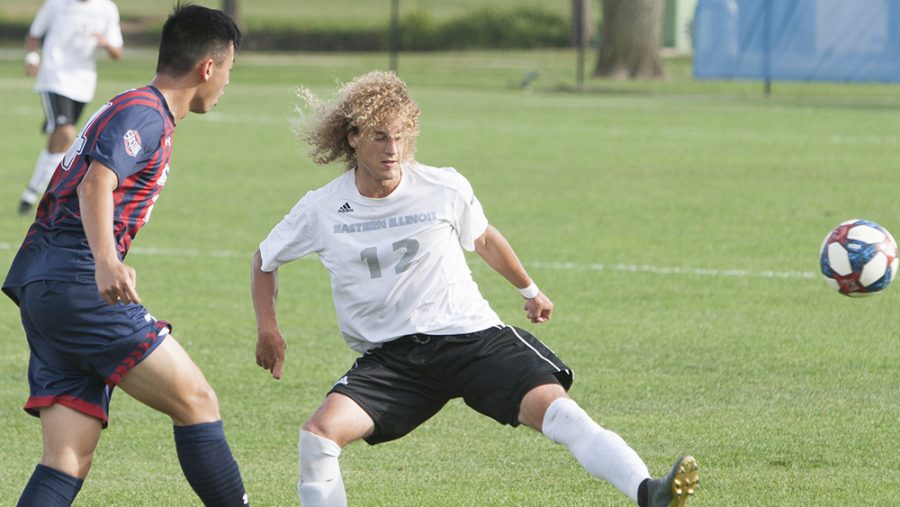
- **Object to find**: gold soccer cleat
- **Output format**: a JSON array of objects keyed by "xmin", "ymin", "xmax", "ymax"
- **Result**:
[
  {"xmin": 649, "ymin": 455, "xmax": 699, "ymax": 507},
  {"xmin": 669, "ymin": 455, "xmax": 699, "ymax": 506}
]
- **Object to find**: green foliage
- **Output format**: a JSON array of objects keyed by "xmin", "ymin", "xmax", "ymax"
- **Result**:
[
  {"xmin": 1, "ymin": 49, "xmax": 899, "ymax": 506},
  {"xmin": 0, "ymin": 1, "xmax": 571, "ymax": 51},
  {"xmin": 399, "ymin": 6, "xmax": 569, "ymax": 50}
]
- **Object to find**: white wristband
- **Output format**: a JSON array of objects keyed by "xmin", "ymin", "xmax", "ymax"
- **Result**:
[
  {"xmin": 25, "ymin": 51, "xmax": 40, "ymax": 66},
  {"xmin": 518, "ymin": 282, "xmax": 539, "ymax": 299}
]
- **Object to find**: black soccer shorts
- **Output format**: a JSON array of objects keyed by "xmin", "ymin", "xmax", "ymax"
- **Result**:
[
  {"xmin": 39, "ymin": 92, "xmax": 86, "ymax": 134},
  {"xmin": 329, "ymin": 324, "xmax": 573, "ymax": 445}
]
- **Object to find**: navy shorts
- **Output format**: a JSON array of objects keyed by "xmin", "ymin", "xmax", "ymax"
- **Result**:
[
  {"xmin": 39, "ymin": 91, "xmax": 86, "ymax": 134},
  {"xmin": 329, "ymin": 325, "xmax": 573, "ymax": 445},
  {"xmin": 13, "ymin": 280, "xmax": 170, "ymax": 427}
]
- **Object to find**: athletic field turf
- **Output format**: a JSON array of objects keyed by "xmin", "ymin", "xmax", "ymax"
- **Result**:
[{"xmin": 1, "ymin": 48, "xmax": 898, "ymax": 506}]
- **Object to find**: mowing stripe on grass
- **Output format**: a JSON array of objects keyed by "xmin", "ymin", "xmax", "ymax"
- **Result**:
[{"xmin": 0, "ymin": 242, "xmax": 818, "ymax": 280}]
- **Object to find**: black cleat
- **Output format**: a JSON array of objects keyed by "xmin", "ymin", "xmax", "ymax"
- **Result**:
[{"xmin": 647, "ymin": 455, "xmax": 699, "ymax": 507}]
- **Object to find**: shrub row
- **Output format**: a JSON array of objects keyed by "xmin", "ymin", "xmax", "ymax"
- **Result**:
[
  {"xmin": 0, "ymin": 6, "xmax": 570, "ymax": 51},
  {"xmin": 239, "ymin": 6, "xmax": 571, "ymax": 51},
  {"xmin": 396, "ymin": 7, "xmax": 570, "ymax": 51}
]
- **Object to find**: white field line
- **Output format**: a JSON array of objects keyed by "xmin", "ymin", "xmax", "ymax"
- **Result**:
[
  {"xmin": 527, "ymin": 260, "xmax": 816, "ymax": 280},
  {"xmin": 3, "ymin": 100, "xmax": 898, "ymax": 147},
  {"xmin": 0, "ymin": 242, "xmax": 817, "ymax": 280}
]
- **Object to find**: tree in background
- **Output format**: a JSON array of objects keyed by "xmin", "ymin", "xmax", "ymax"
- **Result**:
[
  {"xmin": 222, "ymin": 0, "xmax": 242, "ymax": 30},
  {"xmin": 594, "ymin": 0, "xmax": 665, "ymax": 79}
]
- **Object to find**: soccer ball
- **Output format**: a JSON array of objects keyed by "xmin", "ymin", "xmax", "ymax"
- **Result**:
[{"xmin": 819, "ymin": 219, "xmax": 898, "ymax": 297}]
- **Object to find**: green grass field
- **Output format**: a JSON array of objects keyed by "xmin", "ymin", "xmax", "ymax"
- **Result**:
[{"xmin": 1, "ymin": 47, "xmax": 899, "ymax": 506}]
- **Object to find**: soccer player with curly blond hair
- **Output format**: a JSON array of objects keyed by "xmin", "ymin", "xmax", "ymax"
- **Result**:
[{"xmin": 251, "ymin": 70, "xmax": 698, "ymax": 507}]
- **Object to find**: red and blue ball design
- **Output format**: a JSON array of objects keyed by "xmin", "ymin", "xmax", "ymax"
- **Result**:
[{"xmin": 820, "ymin": 219, "xmax": 898, "ymax": 297}]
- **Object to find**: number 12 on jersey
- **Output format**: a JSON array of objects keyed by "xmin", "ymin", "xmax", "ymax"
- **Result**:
[{"xmin": 360, "ymin": 239, "xmax": 419, "ymax": 279}]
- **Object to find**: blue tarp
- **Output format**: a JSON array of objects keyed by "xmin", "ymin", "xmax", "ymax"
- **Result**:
[{"xmin": 693, "ymin": 0, "xmax": 900, "ymax": 82}]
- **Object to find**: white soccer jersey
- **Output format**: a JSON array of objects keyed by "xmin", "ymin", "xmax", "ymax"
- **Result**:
[
  {"xmin": 260, "ymin": 162, "xmax": 503, "ymax": 353},
  {"xmin": 30, "ymin": 0, "xmax": 123, "ymax": 103}
]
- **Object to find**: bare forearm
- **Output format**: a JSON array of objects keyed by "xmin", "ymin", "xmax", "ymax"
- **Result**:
[
  {"xmin": 105, "ymin": 45, "xmax": 122, "ymax": 60},
  {"xmin": 78, "ymin": 163, "xmax": 141, "ymax": 304},
  {"xmin": 251, "ymin": 250, "xmax": 280, "ymax": 332},
  {"xmin": 475, "ymin": 226, "xmax": 532, "ymax": 289},
  {"xmin": 251, "ymin": 249, "xmax": 288, "ymax": 378},
  {"xmin": 475, "ymin": 225, "xmax": 551, "ymax": 321},
  {"xmin": 25, "ymin": 34, "xmax": 40, "ymax": 53}
]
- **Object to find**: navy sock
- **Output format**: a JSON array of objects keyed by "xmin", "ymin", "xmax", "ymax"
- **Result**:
[
  {"xmin": 17, "ymin": 464, "xmax": 84, "ymax": 507},
  {"xmin": 173, "ymin": 420, "xmax": 249, "ymax": 506}
]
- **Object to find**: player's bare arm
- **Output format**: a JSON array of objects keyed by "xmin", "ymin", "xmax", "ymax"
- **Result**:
[
  {"xmin": 23, "ymin": 34, "xmax": 40, "ymax": 77},
  {"xmin": 251, "ymin": 249, "xmax": 287, "ymax": 379},
  {"xmin": 473, "ymin": 225, "xmax": 552, "ymax": 323},
  {"xmin": 77, "ymin": 161, "xmax": 140, "ymax": 305},
  {"xmin": 93, "ymin": 33, "xmax": 122, "ymax": 60}
]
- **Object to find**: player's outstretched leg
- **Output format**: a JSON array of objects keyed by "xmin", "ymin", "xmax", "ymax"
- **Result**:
[
  {"xmin": 640, "ymin": 455, "xmax": 699, "ymax": 507},
  {"xmin": 540, "ymin": 397, "xmax": 651, "ymax": 502}
]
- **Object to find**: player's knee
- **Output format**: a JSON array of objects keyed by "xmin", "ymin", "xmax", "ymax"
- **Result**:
[
  {"xmin": 174, "ymin": 381, "xmax": 221, "ymax": 424},
  {"xmin": 301, "ymin": 418, "xmax": 320, "ymax": 434},
  {"xmin": 301, "ymin": 418, "xmax": 344, "ymax": 446},
  {"xmin": 518, "ymin": 382, "xmax": 568, "ymax": 431},
  {"xmin": 301, "ymin": 420, "xmax": 328, "ymax": 443},
  {"xmin": 198, "ymin": 380, "xmax": 219, "ymax": 404},
  {"xmin": 191, "ymin": 381, "xmax": 220, "ymax": 416}
]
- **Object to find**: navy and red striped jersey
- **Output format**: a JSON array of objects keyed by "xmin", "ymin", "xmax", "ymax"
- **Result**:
[{"xmin": 3, "ymin": 86, "xmax": 175, "ymax": 304}]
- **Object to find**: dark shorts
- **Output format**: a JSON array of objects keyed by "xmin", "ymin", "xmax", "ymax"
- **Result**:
[
  {"xmin": 329, "ymin": 325, "xmax": 573, "ymax": 445},
  {"xmin": 39, "ymin": 92, "xmax": 86, "ymax": 134},
  {"xmin": 12, "ymin": 280, "xmax": 171, "ymax": 427}
]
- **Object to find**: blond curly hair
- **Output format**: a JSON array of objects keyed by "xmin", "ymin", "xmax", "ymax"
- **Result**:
[{"xmin": 295, "ymin": 71, "xmax": 420, "ymax": 170}]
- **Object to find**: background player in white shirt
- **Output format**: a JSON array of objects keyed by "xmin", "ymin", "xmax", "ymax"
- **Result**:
[
  {"xmin": 251, "ymin": 71, "xmax": 699, "ymax": 507},
  {"xmin": 18, "ymin": 0, "xmax": 123, "ymax": 216}
]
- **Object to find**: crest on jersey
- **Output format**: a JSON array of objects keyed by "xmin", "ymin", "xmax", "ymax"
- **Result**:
[{"xmin": 123, "ymin": 129, "xmax": 143, "ymax": 157}]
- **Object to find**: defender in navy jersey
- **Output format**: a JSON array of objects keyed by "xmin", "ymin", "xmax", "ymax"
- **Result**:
[
  {"xmin": 5, "ymin": 86, "xmax": 174, "ymax": 292},
  {"xmin": 4, "ymin": 5, "xmax": 248, "ymax": 507},
  {"xmin": 251, "ymin": 71, "xmax": 698, "ymax": 507}
]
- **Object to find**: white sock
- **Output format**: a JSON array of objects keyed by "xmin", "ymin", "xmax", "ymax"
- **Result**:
[
  {"xmin": 22, "ymin": 150, "xmax": 64, "ymax": 203},
  {"xmin": 298, "ymin": 430, "xmax": 346, "ymax": 507},
  {"xmin": 541, "ymin": 398, "xmax": 650, "ymax": 503}
]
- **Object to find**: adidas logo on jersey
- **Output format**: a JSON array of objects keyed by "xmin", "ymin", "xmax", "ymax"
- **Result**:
[{"xmin": 338, "ymin": 202, "xmax": 354, "ymax": 213}]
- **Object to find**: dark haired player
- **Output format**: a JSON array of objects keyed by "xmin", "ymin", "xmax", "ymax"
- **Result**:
[{"xmin": 4, "ymin": 4, "xmax": 249, "ymax": 506}]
